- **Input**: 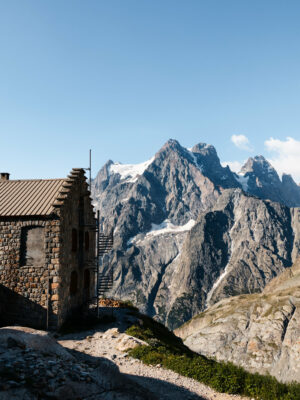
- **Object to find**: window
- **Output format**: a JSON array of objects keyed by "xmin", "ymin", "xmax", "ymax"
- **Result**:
[
  {"xmin": 85, "ymin": 232, "xmax": 89, "ymax": 251},
  {"xmin": 72, "ymin": 229, "xmax": 77, "ymax": 252},
  {"xmin": 20, "ymin": 226, "xmax": 45, "ymax": 267},
  {"xmin": 70, "ymin": 271, "xmax": 78, "ymax": 295}
]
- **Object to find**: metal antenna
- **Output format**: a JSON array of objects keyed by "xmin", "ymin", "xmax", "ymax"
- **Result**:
[
  {"xmin": 89, "ymin": 149, "xmax": 92, "ymax": 190},
  {"xmin": 84, "ymin": 149, "xmax": 92, "ymax": 191}
]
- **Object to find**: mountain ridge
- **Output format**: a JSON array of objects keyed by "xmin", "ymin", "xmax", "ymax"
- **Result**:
[{"xmin": 92, "ymin": 139, "xmax": 300, "ymax": 329}]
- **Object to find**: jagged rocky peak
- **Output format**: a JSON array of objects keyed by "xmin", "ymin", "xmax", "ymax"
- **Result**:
[
  {"xmin": 93, "ymin": 160, "xmax": 114, "ymax": 191},
  {"xmin": 238, "ymin": 155, "xmax": 300, "ymax": 206},
  {"xmin": 190, "ymin": 142, "xmax": 220, "ymax": 168},
  {"xmin": 157, "ymin": 138, "xmax": 183, "ymax": 153},
  {"xmin": 282, "ymin": 172, "xmax": 298, "ymax": 186},
  {"xmin": 240, "ymin": 155, "xmax": 280, "ymax": 183},
  {"xmin": 191, "ymin": 142, "xmax": 217, "ymax": 156}
]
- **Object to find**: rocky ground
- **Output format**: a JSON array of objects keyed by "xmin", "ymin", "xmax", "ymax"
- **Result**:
[
  {"xmin": 0, "ymin": 325, "xmax": 153, "ymax": 400},
  {"xmin": 0, "ymin": 309, "xmax": 250, "ymax": 400},
  {"xmin": 58, "ymin": 308, "xmax": 249, "ymax": 400}
]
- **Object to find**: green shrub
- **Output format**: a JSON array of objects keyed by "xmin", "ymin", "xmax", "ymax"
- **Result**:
[{"xmin": 126, "ymin": 315, "xmax": 300, "ymax": 400}]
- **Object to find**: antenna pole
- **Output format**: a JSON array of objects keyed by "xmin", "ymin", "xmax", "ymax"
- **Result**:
[{"xmin": 89, "ymin": 149, "xmax": 92, "ymax": 190}]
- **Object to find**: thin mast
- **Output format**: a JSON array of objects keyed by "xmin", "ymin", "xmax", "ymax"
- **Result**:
[{"xmin": 89, "ymin": 149, "xmax": 92, "ymax": 190}]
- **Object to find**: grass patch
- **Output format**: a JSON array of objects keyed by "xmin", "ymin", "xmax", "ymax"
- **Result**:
[{"xmin": 126, "ymin": 314, "xmax": 300, "ymax": 400}]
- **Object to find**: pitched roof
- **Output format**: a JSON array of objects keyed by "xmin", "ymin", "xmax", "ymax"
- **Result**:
[{"xmin": 0, "ymin": 179, "xmax": 67, "ymax": 217}]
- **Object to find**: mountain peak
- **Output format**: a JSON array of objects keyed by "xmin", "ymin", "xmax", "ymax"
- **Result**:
[
  {"xmin": 191, "ymin": 143, "xmax": 217, "ymax": 156},
  {"xmin": 282, "ymin": 173, "xmax": 296, "ymax": 184},
  {"xmin": 159, "ymin": 139, "xmax": 183, "ymax": 153},
  {"xmin": 240, "ymin": 156, "xmax": 280, "ymax": 182},
  {"xmin": 241, "ymin": 155, "xmax": 270, "ymax": 171}
]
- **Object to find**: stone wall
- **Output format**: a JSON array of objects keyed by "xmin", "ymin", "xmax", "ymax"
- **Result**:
[
  {"xmin": 56, "ymin": 172, "xmax": 96, "ymax": 327},
  {"xmin": 0, "ymin": 218, "xmax": 60, "ymax": 329}
]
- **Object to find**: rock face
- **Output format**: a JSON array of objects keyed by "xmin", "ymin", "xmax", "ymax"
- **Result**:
[
  {"xmin": 157, "ymin": 190, "xmax": 300, "ymax": 329},
  {"xmin": 236, "ymin": 155, "xmax": 300, "ymax": 207},
  {"xmin": 92, "ymin": 139, "xmax": 300, "ymax": 329},
  {"xmin": 93, "ymin": 140, "xmax": 239, "ymax": 246},
  {"xmin": 175, "ymin": 259, "xmax": 300, "ymax": 383}
]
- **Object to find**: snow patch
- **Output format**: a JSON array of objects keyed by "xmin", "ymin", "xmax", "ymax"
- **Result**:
[
  {"xmin": 109, "ymin": 157, "xmax": 155, "ymax": 183},
  {"xmin": 235, "ymin": 173, "xmax": 249, "ymax": 191},
  {"xmin": 206, "ymin": 265, "xmax": 231, "ymax": 306},
  {"xmin": 147, "ymin": 219, "xmax": 196, "ymax": 237},
  {"xmin": 206, "ymin": 201, "xmax": 243, "ymax": 308},
  {"xmin": 187, "ymin": 150, "xmax": 203, "ymax": 172},
  {"xmin": 127, "ymin": 219, "xmax": 196, "ymax": 247}
]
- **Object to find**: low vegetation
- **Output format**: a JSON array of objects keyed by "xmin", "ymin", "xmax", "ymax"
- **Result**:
[{"xmin": 126, "ymin": 313, "xmax": 300, "ymax": 400}]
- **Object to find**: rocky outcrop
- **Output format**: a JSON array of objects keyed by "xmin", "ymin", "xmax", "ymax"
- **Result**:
[
  {"xmin": 175, "ymin": 259, "xmax": 300, "ymax": 383},
  {"xmin": 0, "ymin": 326, "xmax": 156, "ymax": 399},
  {"xmin": 92, "ymin": 140, "xmax": 300, "ymax": 330}
]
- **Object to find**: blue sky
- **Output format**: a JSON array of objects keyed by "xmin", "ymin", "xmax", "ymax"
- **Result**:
[{"xmin": 1, "ymin": 0, "xmax": 300, "ymax": 180}]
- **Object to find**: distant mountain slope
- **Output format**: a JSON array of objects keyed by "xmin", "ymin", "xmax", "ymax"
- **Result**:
[
  {"xmin": 158, "ymin": 190, "xmax": 300, "ymax": 329},
  {"xmin": 92, "ymin": 139, "xmax": 300, "ymax": 329},
  {"xmin": 175, "ymin": 258, "xmax": 300, "ymax": 383}
]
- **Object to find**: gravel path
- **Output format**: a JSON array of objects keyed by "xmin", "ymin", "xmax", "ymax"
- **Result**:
[{"xmin": 58, "ymin": 312, "xmax": 251, "ymax": 400}]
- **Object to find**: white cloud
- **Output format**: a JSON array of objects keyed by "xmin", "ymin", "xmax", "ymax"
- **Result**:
[
  {"xmin": 265, "ymin": 137, "xmax": 300, "ymax": 183},
  {"xmin": 221, "ymin": 160, "xmax": 243, "ymax": 173},
  {"xmin": 231, "ymin": 134, "xmax": 253, "ymax": 151}
]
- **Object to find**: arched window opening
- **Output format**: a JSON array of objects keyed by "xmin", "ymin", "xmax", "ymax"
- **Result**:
[
  {"xmin": 72, "ymin": 229, "xmax": 77, "ymax": 252},
  {"xmin": 85, "ymin": 232, "xmax": 89, "ymax": 251},
  {"xmin": 70, "ymin": 271, "xmax": 78, "ymax": 295},
  {"xmin": 84, "ymin": 269, "xmax": 90, "ymax": 289}
]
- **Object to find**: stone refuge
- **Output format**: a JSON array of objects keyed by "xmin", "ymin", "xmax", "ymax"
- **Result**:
[{"xmin": 0, "ymin": 169, "xmax": 96, "ymax": 330}]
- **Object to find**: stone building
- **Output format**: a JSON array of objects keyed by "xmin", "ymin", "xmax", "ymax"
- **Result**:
[{"xmin": 0, "ymin": 169, "xmax": 96, "ymax": 330}]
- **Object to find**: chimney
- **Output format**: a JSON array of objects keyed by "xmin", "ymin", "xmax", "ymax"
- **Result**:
[{"xmin": 0, "ymin": 173, "xmax": 10, "ymax": 181}]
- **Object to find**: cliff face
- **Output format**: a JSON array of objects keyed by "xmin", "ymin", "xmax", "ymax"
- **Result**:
[
  {"xmin": 92, "ymin": 139, "xmax": 300, "ymax": 329},
  {"xmin": 175, "ymin": 259, "xmax": 300, "ymax": 383},
  {"xmin": 155, "ymin": 190, "xmax": 300, "ymax": 329},
  {"xmin": 92, "ymin": 140, "xmax": 239, "ymax": 325}
]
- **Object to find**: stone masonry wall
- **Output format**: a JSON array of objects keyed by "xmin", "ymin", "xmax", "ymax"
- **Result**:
[
  {"xmin": 0, "ymin": 217, "xmax": 61, "ymax": 329},
  {"xmin": 55, "ymin": 171, "xmax": 96, "ymax": 327}
]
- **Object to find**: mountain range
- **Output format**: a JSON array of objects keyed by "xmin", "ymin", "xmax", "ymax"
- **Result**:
[{"xmin": 92, "ymin": 139, "xmax": 300, "ymax": 329}]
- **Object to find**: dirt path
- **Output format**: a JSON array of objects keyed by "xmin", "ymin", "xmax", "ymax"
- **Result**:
[{"xmin": 58, "ymin": 311, "xmax": 250, "ymax": 400}]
